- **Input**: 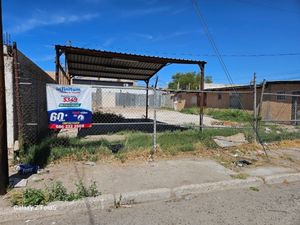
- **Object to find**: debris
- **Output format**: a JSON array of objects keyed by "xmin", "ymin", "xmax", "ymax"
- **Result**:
[
  {"xmin": 108, "ymin": 144, "xmax": 124, "ymax": 154},
  {"xmin": 14, "ymin": 178, "xmax": 28, "ymax": 188},
  {"xmin": 235, "ymin": 159, "xmax": 252, "ymax": 167},
  {"xmin": 265, "ymin": 127, "xmax": 271, "ymax": 133},
  {"xmin": 82, "ymin": 135, "xmax": 126, "ymax": 142},
  {"xmin": 84, "ymin": 161, "xmax": 96, "ymax": 166},
  {"xmin": 16, "ymin": 164, "xmax": 39, "ymax": 175},
  {"xmin": 37, "ymin": 169, "xmax": 50, "ymax": 175},
  {"xmin": 249, "ymin": 186, "xmax": 259, "ymax": 192},
  {"xmin": 213, "ymin": 133, "xmax": 248, "ymax": 148},
  {"xmin": 211, "ymin": 121, "xmax": 240, "ymax": 127},
  {"xmin": 121, "ymin": 204, "xmax": 132, "ymax": 208},
  {"xmin": 276, "ymin": 130, "xmax": 281, "ymax": 134}
]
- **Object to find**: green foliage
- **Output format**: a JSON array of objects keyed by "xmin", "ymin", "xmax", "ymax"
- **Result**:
[
  {"xmin": 124, "ymin": 132, "xmax": 152, "ymax": 150},
  {"xmin": 258, "ymin": 125, "xmax": 300, "ymax": 143},
  {"xmin": 22, "ymin": 189, "xmax": 47, "ymax": 206},
  {"xmin": 157, "ymin": 129, "xmax": 240, "ymax": 152},
  {"xmin": 74, "ymin": 181, "xmax": 100, "ymax": 198},
  {"xmin": 180, "ymin": 107, "xmax": 200, "ymax": 115},
  {"xmin": 20, "ymin": 137, "xmax": 111, "ymax": 166},
  {"xmin": 10, "ymin": 181, "xmax": 101, "ymax": 206},
  {"xmin": 230, "ymin": 173, "xmax": 249, "ymax": 180},
  {"xmin": 249, "ymin": 186, "xmax": 259, "ymax": 192},
  {"xmin": 206, "ymin": 108, "xmax": 252, "ymax": 122},
  {"xmin": 205, "ymin": 75, "xmax": 213, "ymax": 83},
  {"xmin": 47, "ymin": 181, "xmax": 69, "ymax": 202},
  {"xmin": 180, "ymin": 108, "xmax": 252, "ymax": 123},
  {"xmin": 168, "ymin": 72, "xmax": 213, "ymax": 90}
]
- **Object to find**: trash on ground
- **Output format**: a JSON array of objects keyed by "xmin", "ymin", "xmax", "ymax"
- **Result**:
[
  {"xmin": 213, "ymin": 133, "xmax": 248, "ymax": 148},
  {"xmin": 108, "ymin": 143, "xmax": 124, "ymax": 154},
  {"xmin": 84, "ymin": 161, "xmax": 96, "ymax": 166},
  {"xmin": 265, "ymin": 127, "xmax": 271, "ymax": 133},
  {"xmin": 16, "ymin": 164, "xmax": 39, "ymax": 175},
  {"xmin": 37, "ymin": 169, "xmax": 50, "ymax": 175},
  {"xmin": 235, "ymin": 159, "xmax": 252, "ymax": 167},
  {"xmin": 14, "ymin": 178, "xmax": 28, "ymax": 188}
]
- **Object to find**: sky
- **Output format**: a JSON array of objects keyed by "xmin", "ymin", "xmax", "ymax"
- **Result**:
[{"xmin": 3, "ymin": 0, "xmax": 300, "ymax": 87}]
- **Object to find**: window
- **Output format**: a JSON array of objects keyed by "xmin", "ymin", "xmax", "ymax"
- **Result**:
[
  {"xmin": 277, "ymin": 91, "xmax": 286, "ymax": 101},
  {"xmin": 218, "ymin": 94, "xmax": 222, "ymax": 100}
]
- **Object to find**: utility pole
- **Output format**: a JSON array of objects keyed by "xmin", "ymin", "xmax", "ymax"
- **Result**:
[
  {"xmin": 0, "ymin": 0, "xmax": 9, "ymax": 195},
  {"xmin": 253, "ymin": 73, "xmax": 257, "ymax": 143},
  {"xmin": 199, "ymin": 63, "xmax": 205, "ymax": 132}
]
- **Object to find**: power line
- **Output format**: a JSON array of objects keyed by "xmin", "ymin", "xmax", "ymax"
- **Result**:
[{"xmin": 190, "ymin": 0, "xmax": 269, "ymax": 157}]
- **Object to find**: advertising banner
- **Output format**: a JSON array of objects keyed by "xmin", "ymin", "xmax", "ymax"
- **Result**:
[{"xmin": 46, "ymin": 84, "xmax": 92, "ymax": 129}]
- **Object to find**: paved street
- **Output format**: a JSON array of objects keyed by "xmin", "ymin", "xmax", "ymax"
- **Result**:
[{"xmin": 2, "ymin": 182, "xmax": 300, "ymax": 225}]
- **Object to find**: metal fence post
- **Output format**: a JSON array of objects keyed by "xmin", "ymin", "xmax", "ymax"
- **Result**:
[
  {"xmin": 153, "ymin": 87, "xmax": 157, "ymax": 153},
  {"xmin": 253, "ymin": 73, "xmax": 257, "ymax": 143}
]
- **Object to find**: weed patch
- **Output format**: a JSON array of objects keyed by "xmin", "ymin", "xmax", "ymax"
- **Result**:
[
  {"xmin": 10, "ymin": 181, "xmax": 101, "ymax": 206},
  {"xmin": 230, "ymin": 173, "xmax": 249, "ymax": 180}
]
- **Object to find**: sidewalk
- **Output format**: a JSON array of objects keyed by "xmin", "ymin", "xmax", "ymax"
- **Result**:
[
  {"xmin": 1, "ymin": 148, "xmax": 300, "ymax": 211},
  {"xmin": 20, "ymin": 158, "xmax": 236, "ymax": 194}
]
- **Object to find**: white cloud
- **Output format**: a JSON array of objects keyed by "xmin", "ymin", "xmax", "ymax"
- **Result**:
[
  {"xmin": 120, "ymin": 6, "xmax": 170, "ymax": 17},
  {"xmin": 10, "ymin": 12, "xmax": 99, "ymax": 34},
  {"xmin": 131, "ymin": 32, "xmax": 154, "ymax": 40},
  {"xmin": 132, "ymin": 30, "xmax": 203, "ymax": 42}
]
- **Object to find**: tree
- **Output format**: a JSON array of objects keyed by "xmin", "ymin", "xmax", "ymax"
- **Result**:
[
  {"xmin": 205, "ymin": 75, "xmax": 213, "ymax": 83},
  {"xmin": 168, "ymin": 72, "xmax": 213, "ymax": 89}
]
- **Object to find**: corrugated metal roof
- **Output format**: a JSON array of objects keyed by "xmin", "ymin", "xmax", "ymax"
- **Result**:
[{"xmin": 56, "ymin": 45, "xmax": 206, "ymax": 81}]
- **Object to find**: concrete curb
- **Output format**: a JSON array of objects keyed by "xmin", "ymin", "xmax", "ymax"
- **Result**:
[
  {"xmin": 117, "ymin": 188, "xmax": 172, "ymax": 205},
  {"xmin": 1, "ymin": 172, "xmax": 300, "ymax": 217},
  {"xmin": 263, "ymin": 173, "xmax": 300, "ymax": 185},
  {"xmin": 173, "ymin": 177, "xmax": 263, "ymax": 198}
]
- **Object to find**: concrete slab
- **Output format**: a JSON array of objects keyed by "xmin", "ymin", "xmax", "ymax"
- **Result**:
[
  {"xmin": 242, "ymin": 166, "xmax": 296, "ymax": 177},
  {"xmin": 213, "ymin": 133, "xmax": 248, "ymax": 148},
  {"xmin": 26, "ymin": 159, "xmax": 235, "ymax": 194}
]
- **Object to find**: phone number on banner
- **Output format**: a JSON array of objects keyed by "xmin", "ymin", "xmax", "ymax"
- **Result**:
[{"xmin": 48, "ymin": 124, "xmax": 92, "ymax": 129}]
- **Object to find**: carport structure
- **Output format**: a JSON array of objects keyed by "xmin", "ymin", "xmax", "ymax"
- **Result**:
[{"xmin": 55, "ymin": 45, "xmax": 207, "ymax": 125}]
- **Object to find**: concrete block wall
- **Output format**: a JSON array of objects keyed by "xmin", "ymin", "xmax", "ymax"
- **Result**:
[
  {"xmin": 16, "ymin": 49, "xmax": 56, "ymax": 145},
  {"xmin": 4, "ymin": 44, "xmax": 56, "ymax": 148}
]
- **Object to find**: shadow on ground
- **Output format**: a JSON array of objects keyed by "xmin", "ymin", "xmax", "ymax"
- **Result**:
[{"xmin": 78, "ymin": 118, "xmax": 186, "ymax": 137}]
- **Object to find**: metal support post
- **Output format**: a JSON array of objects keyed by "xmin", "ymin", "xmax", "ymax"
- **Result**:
[
  {"xmin": 153, "ymin": 87, "xmax": 157, "ymax": 153},
  {"xmin": 253, "ymin": 73, "xmax": 257, "ymax": 143},
  {"xmin": 199, "ymin": 63, "xmax": 205, "ymax": 132},
  {"xmin": 145, "ymin": 80, "xmax": 149, "ymax": 119}
]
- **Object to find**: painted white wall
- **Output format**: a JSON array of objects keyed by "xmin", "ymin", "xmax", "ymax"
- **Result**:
[{"xmin": 4, "ymin": 46, "xmax": 14, "ymax": 150}]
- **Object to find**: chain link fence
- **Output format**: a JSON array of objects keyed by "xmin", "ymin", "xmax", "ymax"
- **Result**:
[{"xmin": 14, "ymin": 81, "xmax": 300, "ymax": 154}]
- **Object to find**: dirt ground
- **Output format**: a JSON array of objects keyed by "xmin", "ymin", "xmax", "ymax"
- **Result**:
[
  {"xmin": 102, "ymin": 107, "xmax": 220, "ymax": 126},
  {"xmin": 6, "ymin": 142, "xmax": 300, "ymax": 192},
  {"xmin": 2, "ymin": 139, "xmax": 300, "ymax": 209}
]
